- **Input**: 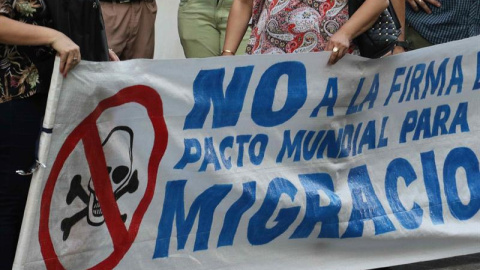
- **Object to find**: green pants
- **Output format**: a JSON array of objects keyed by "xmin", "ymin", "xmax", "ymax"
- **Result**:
[
  {"xmin": 406, "ymin": 24, "xmax": 433, "ymax": 50},
  {"xmin": 178, "ymin": 0, "xmax": 250, "ymax": 58}
]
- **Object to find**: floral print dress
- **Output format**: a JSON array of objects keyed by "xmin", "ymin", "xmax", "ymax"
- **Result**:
[
  {"xmin": 0, "ymin": 0, "xmax": 55, "ymax": 103},
  {"xmin": 246, "ymin": 0, "xmax": 358, "ymax": 55}
]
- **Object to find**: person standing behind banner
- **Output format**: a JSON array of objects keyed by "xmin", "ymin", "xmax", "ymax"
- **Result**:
[
  {"xmin": 45, "ymin": 0, "xmax": 119, "ymax": 62},
  {"xmin": 0, "ymin": 0, "xmax": 81, "ymax": 268},
  {"xmin": 178, "ymin": 0, "xmax": 251, "ymax": 58},
  {"xmin": 223, "ymin": 0, "xmax": 406, "ymax": 64},
  {"xmin": 100, "ymin": 0, "xmax": 157, "ymax": 60},
  {"xmin": 405, "ymin": 0, "xmax": 480, "ymax": 49}
]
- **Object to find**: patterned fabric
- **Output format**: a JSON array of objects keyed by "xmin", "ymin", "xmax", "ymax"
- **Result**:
[
  {"xmin": 247, "ymin": 0, "xmax": 357, "ymax": 55},
  {"xmin": 0, "ymin": 0, "xmax": 55, "ymax": 104},
  {"xmin": 406, "ymin": 0, "xmax": 480, "ymax": 45}
]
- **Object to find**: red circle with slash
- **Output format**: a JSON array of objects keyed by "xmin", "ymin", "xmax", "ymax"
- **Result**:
[{"xmin": 39, "ymin": 85, "xmax": 168, "ymax": 269}]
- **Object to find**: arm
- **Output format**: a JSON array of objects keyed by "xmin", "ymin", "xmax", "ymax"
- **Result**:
[
  {"xmin": 391, "ymin": 0, "xmax": 406, "ymax": 54},
  {"xmin": 222, "ymin": 0, "xmax": 253, "ymax": 56},
  {"xmin": 327, "ymin": 0, "xmax": 389, "ymax": 65},
  {"xmin": 406, "ymin": 0, "xmax": 440, "ymax": 14},
  {"xmin": 0, "ymin": 15, "xmax": 80, "ymax": 76}
]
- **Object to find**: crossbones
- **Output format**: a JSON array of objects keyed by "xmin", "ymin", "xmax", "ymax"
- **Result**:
[{"xmin": 60, "ymin": 126, "xmax": 138, "ymax": 241}]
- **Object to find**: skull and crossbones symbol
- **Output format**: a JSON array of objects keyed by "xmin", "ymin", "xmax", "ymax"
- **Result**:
[{"xmin": 61, "ymin": 126, "xmax": 139, "ymax": 241}]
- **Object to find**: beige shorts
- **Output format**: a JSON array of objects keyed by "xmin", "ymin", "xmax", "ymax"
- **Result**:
[{"xmin": 101, "ymin": 0, "xmax": 157, "ymax": 60}]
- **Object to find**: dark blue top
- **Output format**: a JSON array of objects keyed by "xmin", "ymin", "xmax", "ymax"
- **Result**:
[{"xmin": 406, "ymin": 0, "xmax": 480, "ymax": 45}]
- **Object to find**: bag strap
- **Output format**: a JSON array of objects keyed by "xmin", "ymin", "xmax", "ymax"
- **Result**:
[
  {"xmin": 386, "ymin": 1, "xmax": 401, "ymax": 30},
  {"xmin": 251, "ymin": 0, "xmax": 266, "ymax": 26}
]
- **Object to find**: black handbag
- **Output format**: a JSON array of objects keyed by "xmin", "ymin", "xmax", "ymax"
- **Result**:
[{"xmin": 348, "ymin": 0, "xmax": 401, "ymax": 58}]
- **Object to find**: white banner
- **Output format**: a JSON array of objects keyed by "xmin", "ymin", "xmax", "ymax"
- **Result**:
[{"xmin": 14, "ymin": 36, "xmax": 480, "ymax": 270}]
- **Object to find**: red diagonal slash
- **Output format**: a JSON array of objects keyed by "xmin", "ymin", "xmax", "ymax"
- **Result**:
[{"xmin": 39, "ymin": 85, "xmax": 168, "ymax": 270}]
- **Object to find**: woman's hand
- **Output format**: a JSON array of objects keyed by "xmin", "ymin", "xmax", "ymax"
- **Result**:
[
  {"xmin": 50, "ymin": 33, "xmax": 81, "ymax": 77},
  {"xmin": 108, "ymin": 49, "xmax": 120, "ymax": 61},
  {"xmin": 326, "ymin": 0, "xmax": 388, "ymax": 62},
  {"xmin": 407, "ymin": 0, "xmax": 441, "ymax": 14},
  {"xmin": 392, "ymin": 45, "xmax": 406, "ymax": 55},
  {"xmin": 326, "ymin": 30, "xmax": 351, "ymax": 65},
  {"xmin": 382, "ymin": 45, "xmax": 405, "ymax": 57}
]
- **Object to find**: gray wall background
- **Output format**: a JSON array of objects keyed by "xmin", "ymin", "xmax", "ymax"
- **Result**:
[{"xmin": 154, "ymin": 0, "xmax": 185, "ymax": 59}]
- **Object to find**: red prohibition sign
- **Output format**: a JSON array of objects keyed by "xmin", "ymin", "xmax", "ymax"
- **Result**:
[{"xmin": 39, "ymin": 85, "xmax": 168, "ymax": 269}]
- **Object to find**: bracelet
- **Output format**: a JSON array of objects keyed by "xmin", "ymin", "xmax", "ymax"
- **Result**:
[{"xmin": 222, "ymin": 49, "xmax": 235, "ymax": 55}]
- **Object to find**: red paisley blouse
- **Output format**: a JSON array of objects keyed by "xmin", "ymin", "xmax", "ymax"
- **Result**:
[{"xmin": 246, "ymin": 0, "xmax": 358, "ymax": 55}]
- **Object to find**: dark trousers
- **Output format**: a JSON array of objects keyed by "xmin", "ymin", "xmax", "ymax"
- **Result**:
[{"xmin": 0, "ymin": 94, "xmax": 47, "ymax": 269}]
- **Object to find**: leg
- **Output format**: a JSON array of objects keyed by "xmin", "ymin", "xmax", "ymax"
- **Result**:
[
  {"xmin": 123, "ymin": 1, "xmax": 157, "ymax": 59},
  {"xmin": 178, "ymin": 0, "xmax": 220, "ymax": 58},
  {"xmin": 0, "ymin": 94, "xmax": 46, "ymax": 269},
  {"xmin": 100, "ymin": 2, "xmax": 130, "ymax": 59}
]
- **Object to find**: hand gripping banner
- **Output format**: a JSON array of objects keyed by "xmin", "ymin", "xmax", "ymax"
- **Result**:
[{"xmin": 14, "ymin": 36, "xmax": 480, "ymax": 270}]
